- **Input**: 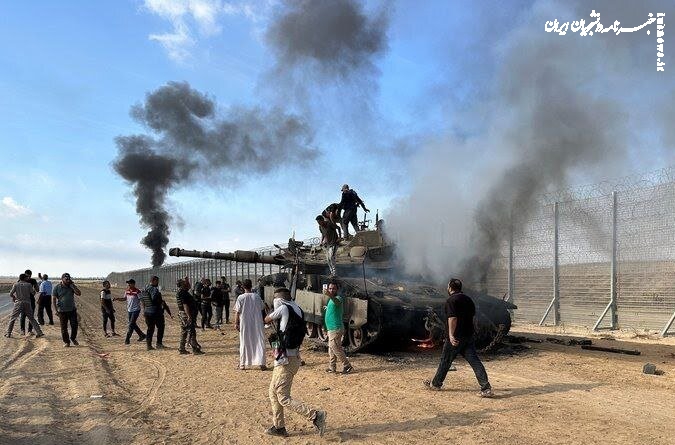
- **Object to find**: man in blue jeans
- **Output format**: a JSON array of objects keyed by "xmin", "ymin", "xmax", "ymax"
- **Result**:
[
  {"xmin": 424, "ymin": 278, "xmax": 493, "ymax": 397},
  {"xmin": 115, "ymin": 278, "xmax": 146, "ymax": 345}
]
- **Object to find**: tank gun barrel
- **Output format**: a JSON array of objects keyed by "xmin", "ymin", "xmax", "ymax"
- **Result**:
[{"xmin": 169, "ymin": 248, "xmax": 287, "ymax": 265}]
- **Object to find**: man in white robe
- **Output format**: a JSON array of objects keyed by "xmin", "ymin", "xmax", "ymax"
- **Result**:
[{"xmin": 234, "ymin": 278, "xmax": 267, "ymax": 370}]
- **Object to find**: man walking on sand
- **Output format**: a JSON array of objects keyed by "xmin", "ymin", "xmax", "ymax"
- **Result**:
[
  {"xmin": 234, "ymin": 279, "xmax": 266, "ymax": 370},
  {"xmin": 114, "ymin": 279, "xmax": 146, "ymax": 346},
  {"xmin": 264, "ymin": 287, "xmax": 326, "ymax": 437},
  {"xmin": 325, "ymin": 281, "xmax": 353, "ymax": 374},
  {"xmin": 176, "ymin": 277, "xmax": 202, "ymax": 355},
  {"xmin": 5, "ymin": 274, "xmax": 44, "ymax": 338},
  {"xmin": 424, "ymin": 278, "xmax": 493, "ymax": 397},
  {"xmin": 52, "ymin": 273, "xmax": 81, "ymax": 346}
]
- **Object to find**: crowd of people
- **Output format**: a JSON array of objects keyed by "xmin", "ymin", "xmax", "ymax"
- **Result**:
[{"xmin": 3, "ymin": 185, "xmax": 493, "ymax": 437}]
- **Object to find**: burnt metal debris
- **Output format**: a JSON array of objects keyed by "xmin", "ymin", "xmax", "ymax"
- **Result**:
[{"xmin": 169, "ymin": 222, "xmax": 516, "ymax": 353}]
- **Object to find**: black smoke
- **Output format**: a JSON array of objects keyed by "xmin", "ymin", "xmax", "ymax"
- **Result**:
[
  {"xmin": 266, "ymin": 0, "xmax": 389, "ymax": 79},
  {"xmin": 114, "ymin": 81, "xmax": 318, "ymax": 267}
]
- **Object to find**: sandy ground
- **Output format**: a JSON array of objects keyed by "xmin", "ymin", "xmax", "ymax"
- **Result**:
[{"xmin": 0, "ymin": 286, "xmax": 673, "ymax": 445}]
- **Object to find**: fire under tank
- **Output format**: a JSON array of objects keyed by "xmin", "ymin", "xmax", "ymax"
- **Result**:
[{"xmin": 168, "ymin": 225, "xmax": 516, "ymax": 353}]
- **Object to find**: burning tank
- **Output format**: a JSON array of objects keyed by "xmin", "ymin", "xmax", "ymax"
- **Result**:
[{"xmin": 168, "ymin": 223, "xmax": 516, "ymax": 352}]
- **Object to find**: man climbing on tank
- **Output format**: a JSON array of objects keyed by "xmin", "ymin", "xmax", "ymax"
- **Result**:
[
  {"xmin": 321, "ymin": 203, "xmax": 342, "ymax": 239},
  {"xmin": 338, "ymin": 184, "xmax": 369, "ymax": 239},
  {"xmin": 316, "ymin": 215, "xmax": 340, "ymax": 277}
]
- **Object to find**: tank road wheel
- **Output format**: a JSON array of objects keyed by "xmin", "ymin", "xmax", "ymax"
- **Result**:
[
  {"xmin": 306, "ymin": 322, "xmax": 318, "ymax": 338},
  {"xmin": 348, "ymin": 326, "xmax": 366, "ymax": 349},
  {"xmin": 317, "ymin": 324, "xmax": 329, "ymax": 342}
]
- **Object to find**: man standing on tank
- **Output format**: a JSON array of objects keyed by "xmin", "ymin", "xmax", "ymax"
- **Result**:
[
  {"xmin": 338, "ymin": 184, "xmax": 369, "ymax": 239},
  {"xmin": 424, "ymin": 278, "xmax": 493, "ymax": 397},
  {"xmin": 324, "ymin": 281, "xmax": 353, "ymax": 374}
]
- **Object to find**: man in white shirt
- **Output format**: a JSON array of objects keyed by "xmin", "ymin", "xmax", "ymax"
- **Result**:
[{"xmin": 263, "ymin": 287, "xmax": 326, "ymax": 437}]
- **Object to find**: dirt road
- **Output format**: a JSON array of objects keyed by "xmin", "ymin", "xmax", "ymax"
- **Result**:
[{"xmin": 0, "ymin": 286, "xmax": 673, "ymax": 444}]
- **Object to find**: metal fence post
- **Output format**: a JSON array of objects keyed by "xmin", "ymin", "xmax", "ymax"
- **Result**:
[
  {"xmin": 594, "ymin": 191, "xmax": 618, "ymax": 331},
  {"xmin": 540, "ymin": 202, "xmax": 560, "ymax": 326},
  {"xmin": 507, "ymin": 226, "xmax": 514, "ymax": 305}
]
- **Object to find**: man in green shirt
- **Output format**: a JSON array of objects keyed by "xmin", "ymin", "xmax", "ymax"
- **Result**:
[
  {"xmin": 324, "ymin": 281, "xmax": 353, "ymax": 374},
  {"xmin": 52, "ymin": 273, "xmax": 81, "ymax": 347}
]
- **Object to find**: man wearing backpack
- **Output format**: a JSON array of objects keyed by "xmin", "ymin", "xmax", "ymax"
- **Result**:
[{"xmin": 264, "ymin": 288, "xmax": 327, "ymax": 438}]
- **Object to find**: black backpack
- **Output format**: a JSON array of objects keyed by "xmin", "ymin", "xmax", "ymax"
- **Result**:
[{"xmin": 279, "ymin": 302, "xmax": 305, "ymax": 349}]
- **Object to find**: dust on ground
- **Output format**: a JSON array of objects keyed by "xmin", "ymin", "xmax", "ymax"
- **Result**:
[{"xmin": 0, "ymin": 285, "xmax": 673, "ymax": 444}]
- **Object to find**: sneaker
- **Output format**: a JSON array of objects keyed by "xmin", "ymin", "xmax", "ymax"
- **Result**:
[
  {"xmin": 300, "ymin": 360, "xmax": 306, "ymax": 366},
  {"xmin": 342, "ymin": 365, "xmax": 353, "ymax": 374},
  {"xmin": 479, "ymin": 388, "xmax": 494, "ymax": 398},
  {"xmin": 64, "ymin": 342, "xmax": 71, "ymax": 347},
  {"xmin": 326, "ymin": 368, "xmax": 336, "ymax": 373},
  {"xmin": 260, "ymin": 365, "xmax": 268, "ymax": 371},
  {"xmin": 4, "ymin": 333, "xmax": 11, "ymax": 338},
  {"xmin": 104, "ymin": 332, "xmax": 111, "ymax": 338},
  {"xmin": 137, "ymin": 334, "xmax": 146, "ymax": 342},
  {"xmin": 423, "ymin": 380, "xmax": 442, "ymax": 391},
  {"xmin": 192, "ymin": 349, "xmax": 204, "ymax": 355},
  {"xmin": 35, "ymin": 333, "xmax": 45, "ymax": 338},
  {"xmin": 71, "ymin": 339, "xmax": 79, "ymax": 346},
  {"xmin": 124, "ymin": 339, "xmax": 131, "ymax": 345},
  {"xmin": 111, "ymin": 332, "xmax": 120, "ymax": 336},
  {"xmin": 178, "ymin": 349, "xmax": 190, "ymax": 355},
  {"xmin": 265, "ymin": 426, "xmax": 289, "ymax": 437},
  {"xmin": 313, "ymin": 411, "xmax": 327, "ymax": 437},
  {"xmin": 155, "ymin": 343, "xmax": 166, "ymax": 349},
  {"xmin": 147, "ymin": 345, "xmax": 155, "ymax": 351}
]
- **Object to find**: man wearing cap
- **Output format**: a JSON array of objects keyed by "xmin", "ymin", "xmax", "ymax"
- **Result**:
[
  {"xmin": 338, "ymin": 184, "xmax": 369, "ymax": 239},
  {"xmin": 263, "ymin": 288, "xmax": 327, "ymax": 437},
  {"xmin": 115, "ymin": 279, "xmax": 146, "ymax": 346},
  {"xmin": 52, "ymin": 273, "xmax": 81, "ymax": 346},
  {"xmin": 5, "ymin": 274, "xmax": 44, "ymax": 338}
]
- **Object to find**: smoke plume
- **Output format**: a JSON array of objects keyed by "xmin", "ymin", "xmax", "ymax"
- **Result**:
[
  {"xmin": 388, "ymin": 0, "xmax": 674, "ymax": 285},
  {"xmin": 266, "ymin": 0, "xmax": 388, "ymax": 79},
  {"xmin": 114, "ymin": 81, "xmax": 318, "ymax": 266}
]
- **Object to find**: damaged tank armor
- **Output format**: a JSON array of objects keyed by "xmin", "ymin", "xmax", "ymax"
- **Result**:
[{"xmin": 169, "ymin": 221, "xmax": 516, "ymax": 353}]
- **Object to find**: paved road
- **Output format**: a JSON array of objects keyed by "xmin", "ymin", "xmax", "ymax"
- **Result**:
[{"xmin": 0, "ymin": 293, "xmax": 11, "ymax": 316}]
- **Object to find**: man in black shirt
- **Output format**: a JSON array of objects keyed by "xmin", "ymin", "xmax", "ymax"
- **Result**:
[
  {"xmin": 424, "ymin": 278, "xmax": 493, "ymax": 397},
  {"xmin": 141, "ymin": 276, "xmax": 170, "ymax": 350},
  {"xmin": 176, "ymin": 277, "xmax": 203, "ymax": 355},
  {"xmin": 338, "ymin": 184, "xmax": 369, "ymax": 239},
  {"xmin": 211, "ymin": 281, "xmax": 225, "ymax": 328},
  {"xmin": 221, "ymin": 277, "xmax": 232, "ymax": 323},
  {"xmin": 200, "ymin": 279, "xmax": 213, "ymax": 330}
]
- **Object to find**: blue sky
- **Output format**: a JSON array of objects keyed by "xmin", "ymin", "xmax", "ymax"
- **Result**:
[{"xmin": 0, "ymin": 0, "xmax": 672, "ymax": 277}]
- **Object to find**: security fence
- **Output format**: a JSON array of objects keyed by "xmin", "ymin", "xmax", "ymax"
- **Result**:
[
  {"xmin": 485, "ymin": 167, "xmax": 675, "ymax": 336},
  {"xmin": 108, "ymin": 168, "xmax": 675, "ymax": 336}
]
